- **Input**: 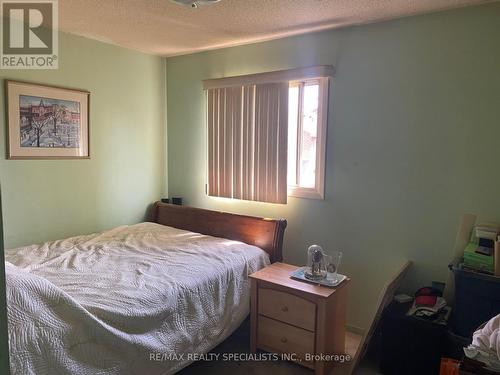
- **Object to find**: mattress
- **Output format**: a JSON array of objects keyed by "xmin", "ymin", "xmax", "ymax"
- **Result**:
[{"xmin": 4, "ymin": 222, "xmax": 270, "ymax": 375}]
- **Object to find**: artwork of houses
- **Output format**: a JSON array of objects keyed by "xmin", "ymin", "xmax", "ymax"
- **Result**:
[{"xmin": 19, "ymin": 95, "xmax": 81, "ymax": 148}]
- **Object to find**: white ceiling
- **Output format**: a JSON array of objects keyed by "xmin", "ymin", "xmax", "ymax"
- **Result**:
[{"xmin": 58, "ymin": 0, "xmax": 494, "ymax": 56}]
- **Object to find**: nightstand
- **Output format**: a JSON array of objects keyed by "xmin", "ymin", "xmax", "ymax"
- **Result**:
[{"xmin": 249, "ymin": 262, "xmax": 350, "ymax": 375}]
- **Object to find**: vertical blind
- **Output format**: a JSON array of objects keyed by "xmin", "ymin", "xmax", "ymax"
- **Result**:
[{"xmin": 207, "ymin": 82, "xmax": 288, "ymax": 204}]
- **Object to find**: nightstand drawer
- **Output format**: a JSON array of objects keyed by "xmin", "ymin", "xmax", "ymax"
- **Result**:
[
  {"xmin": 258, "ymin": 288, "xmax": 316, "ymax": 331},
  {"xmin": 257, "ymin": 316, "xmax": 315, "ymax": 359}
]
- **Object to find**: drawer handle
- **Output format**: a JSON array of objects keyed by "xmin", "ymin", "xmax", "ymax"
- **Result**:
[
  {"xmin": 281, "ymin": 306, "xmax": 289, "ymax": 312},
  {"xmin": 281, "ymin": 337, "xmax": 288, "ymax": 343}
]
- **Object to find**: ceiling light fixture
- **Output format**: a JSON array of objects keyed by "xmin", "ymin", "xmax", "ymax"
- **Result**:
[{"xmin": 169, "ymin": 0, "xmax": 221, "ymax": 9}]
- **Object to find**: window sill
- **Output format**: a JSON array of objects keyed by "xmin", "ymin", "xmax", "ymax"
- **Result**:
[{"xmin": 288, "ymin": 186, "xmax": 324, "ymax": 200}]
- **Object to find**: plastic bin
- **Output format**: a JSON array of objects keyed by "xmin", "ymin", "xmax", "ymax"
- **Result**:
[
  {"xmin": 450, "ymin": 263, "xmax": 500, "ymax": 337},
  {"xmin": 442, "ymin": 330, "xmax": 471, "ymax": 360}
]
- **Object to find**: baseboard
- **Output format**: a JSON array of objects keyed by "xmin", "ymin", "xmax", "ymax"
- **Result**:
[{"xmin": 346, "ymin": 324, "xmax": 366, "ymax": 335}]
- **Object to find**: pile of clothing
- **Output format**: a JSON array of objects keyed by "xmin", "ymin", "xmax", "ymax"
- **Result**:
[
  {"xmin": 407, "ymin": 287, "xmax": 450, "ymax": 324},
  {"xmin": 464, "ymin": 314, "xmax": 500, "ymax": 372}
]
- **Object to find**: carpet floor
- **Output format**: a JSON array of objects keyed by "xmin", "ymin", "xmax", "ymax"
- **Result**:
[{"xmin": 179, "ymin": 319, "xmax": 381, "ymax": 375}]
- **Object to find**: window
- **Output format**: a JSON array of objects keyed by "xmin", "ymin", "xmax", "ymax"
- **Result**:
[
  {"xmin": 203, "ymin": 66, "xmax": 332, "ymax": 204},
  {"xmin": 288, "ymin": 78, "xmax": 328, "ymax": 199}
]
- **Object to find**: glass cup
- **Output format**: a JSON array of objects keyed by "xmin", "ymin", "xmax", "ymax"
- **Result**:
[{"xmin": 325, "ymin": 250, "xmax": 343, "ymax": 284}]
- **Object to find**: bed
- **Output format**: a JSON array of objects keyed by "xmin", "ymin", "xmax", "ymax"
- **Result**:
[{"xmin": 4, "ymin": 202, "xmax": 287, "ymax": 375}]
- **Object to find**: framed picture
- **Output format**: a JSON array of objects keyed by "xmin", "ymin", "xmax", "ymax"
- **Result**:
[{"xmin": 6, "ymin": 80, "xmax": 90, "ymax": 159}]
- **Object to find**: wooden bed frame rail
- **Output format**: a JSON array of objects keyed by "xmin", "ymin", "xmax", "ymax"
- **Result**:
[{"xmin": 148, "ymin": 202, "xmax": 287, "ymax": 263}]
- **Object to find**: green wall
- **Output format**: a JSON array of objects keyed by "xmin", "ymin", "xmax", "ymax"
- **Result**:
[
  {"xmin": 166, "ymin": 3, "xmax": 500, "ymax": 329},
  {"xmin": 0, "ymin": 32, "xmax": 166, "ymax": 249}
]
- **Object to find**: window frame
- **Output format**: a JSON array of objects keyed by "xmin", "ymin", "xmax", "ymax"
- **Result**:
[{"xmin": 287, "ymin": 77, "xmax": 329, "ymax": 200}]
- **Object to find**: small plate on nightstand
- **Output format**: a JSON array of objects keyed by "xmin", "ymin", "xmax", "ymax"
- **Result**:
[{"xmin": 290, "ymin": 267, "xmax": 347, "ymax": 287}]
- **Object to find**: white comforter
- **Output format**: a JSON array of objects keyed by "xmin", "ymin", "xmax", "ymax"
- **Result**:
[{"xmin": 5, "ymin": 222, "xmax": 270, "ymax": 375}]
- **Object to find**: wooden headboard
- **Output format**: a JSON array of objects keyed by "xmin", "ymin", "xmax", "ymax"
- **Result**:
[{"xmin": 148, "ymin": 202, "xmax": 287, "ymax": 263}]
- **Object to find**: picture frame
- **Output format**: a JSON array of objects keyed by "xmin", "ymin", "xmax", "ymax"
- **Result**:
[{"xmin": 6, "ymin": 80, "xmax": 90, "ymax": 159}]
